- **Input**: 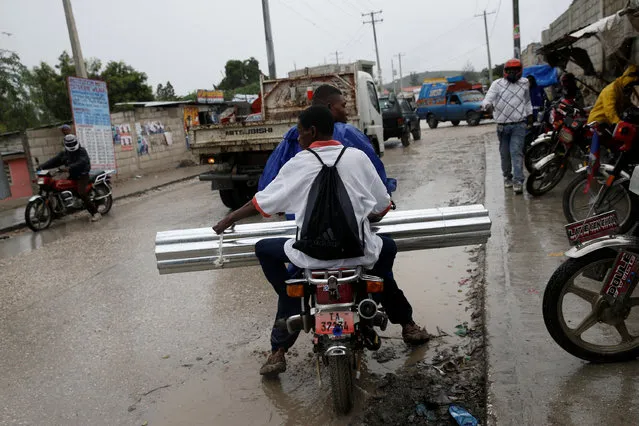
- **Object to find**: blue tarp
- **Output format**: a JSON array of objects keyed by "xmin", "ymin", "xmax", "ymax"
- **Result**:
[{"xmin": 523, "ymin": 64, "xmax": 559, "ymax": 88}]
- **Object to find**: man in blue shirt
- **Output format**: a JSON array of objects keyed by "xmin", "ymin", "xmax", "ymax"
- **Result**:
[{"xmin": 258, "ymin": 84, "xmax": 397, "ymax": 195}]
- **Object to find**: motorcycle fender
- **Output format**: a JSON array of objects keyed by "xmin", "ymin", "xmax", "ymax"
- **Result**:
[
  {"xmin": 533, "ymin": 153, "xmax": 557, "ymax": 170},
  {"xmin": 531, "ymin": 135, "xmax": 552, "ymax": 146},
  {"xmin": 28, "ymin": 195, "xmax": 44, "ymax": 202},
  {"xmin": 565, "ymin": 235, "xmax": 639, "ymax": 258},
  {"xmin": 574, "ymin": 164, "xmax": 631, "ymax": 180}
]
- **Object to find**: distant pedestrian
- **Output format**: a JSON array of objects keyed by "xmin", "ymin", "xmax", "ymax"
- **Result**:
[
  {"xmin": 482, "ymin": 58, "xmax": 533, "ymax": 195},
  {"xmin": 527, "ymin": 75, "xmax": 548, "ymax": 121}
]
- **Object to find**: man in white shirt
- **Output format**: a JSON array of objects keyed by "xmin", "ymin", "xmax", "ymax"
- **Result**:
[
  {"xmin": 213, "ymin": 106, "xmax": 429, "ymax": 377},
  {"xmin": 482, "ymin": 58, "xmax": 533, "ymax": 194}
]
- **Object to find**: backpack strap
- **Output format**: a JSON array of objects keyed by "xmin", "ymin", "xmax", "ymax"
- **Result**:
[
  {"xmin": 333, "ymin": 147, "xmax": 348, "ymax": 167},
  {"xmin": 306, "ymin": 148, "xmax": 326, "ymax": 166}
]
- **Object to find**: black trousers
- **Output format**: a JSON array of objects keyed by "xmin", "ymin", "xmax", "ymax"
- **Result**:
[{"xmin": 74, "ymin": 175, "xmax": 98, "ymax": 215}]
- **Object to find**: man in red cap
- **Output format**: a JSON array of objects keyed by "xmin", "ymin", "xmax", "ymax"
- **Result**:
[{"xmin": 482, "ymin": 59, "xmax": 533, "ymax": 195}]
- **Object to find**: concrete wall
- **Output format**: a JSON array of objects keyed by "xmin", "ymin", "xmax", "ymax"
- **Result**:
[
  {"xmin": 521, "ymin": 43, "xmax": 544, "ymax": 67},
  {"xmin": 0, "ymin": 132, "xmax": 23, "ymax": 153}
]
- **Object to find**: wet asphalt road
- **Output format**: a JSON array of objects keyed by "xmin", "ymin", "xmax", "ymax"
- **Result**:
[
  {"xmin": 3, "ymin": 121, "xmax": 635, "ymax": 425},
  {"xmin": 0, "ymin": 122, "xmax": 485, "ymax": 426}
]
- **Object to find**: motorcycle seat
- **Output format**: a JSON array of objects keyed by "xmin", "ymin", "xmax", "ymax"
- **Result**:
[{"xmin": 89, "ymin": 170, "xmax": 105, "ymax": 181}]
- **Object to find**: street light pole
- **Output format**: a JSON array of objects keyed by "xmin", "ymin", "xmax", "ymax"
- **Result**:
[{"xmin": 61, "ymin": 0, "xmax": 87, "ymax": 78}]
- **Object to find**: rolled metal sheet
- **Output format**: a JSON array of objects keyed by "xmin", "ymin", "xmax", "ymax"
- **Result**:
[{"xmin": 155, "ymin": 205, "xmax": 491, "ymax": 275}]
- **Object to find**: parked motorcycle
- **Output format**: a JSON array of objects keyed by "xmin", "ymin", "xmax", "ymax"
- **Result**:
[
  {"xmin": 542, "ymin": 164, "xmax": 639, "ymax": 362},
  {"xmin": 526, "ymin": 107, "xmax": 591, "ymax": 196},
  {"xmin": 278, "ymin": 267, "xmax": 388, "ymax": 414},
  {"xmin": 524, "ymin": 99, "xmax": 570, "ymax": 173},
  {"xmin": 563, "ymin": 108, "xmax": 639, "ymax": 234},
  {"xmin": 24, "ymin": 168, "xmax": 114, "ymax": 231}
]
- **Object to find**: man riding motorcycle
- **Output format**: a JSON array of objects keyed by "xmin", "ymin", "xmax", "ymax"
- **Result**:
[
  {"xmin": 588, "ymin": 65, "xmax": 639, "ymax": 126},
  {"xmin": 38, "ymin": 134, "xmax": 101, "ymax": 222},
  {"xmin": 213, "ymin": 106, "xmax": 429, "ymax": 377}
]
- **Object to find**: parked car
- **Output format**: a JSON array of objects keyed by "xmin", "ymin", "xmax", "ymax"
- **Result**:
[
  {"xmin": 417, "ymin": 90, "xmax": 488, "ymax": 128},
  {"xmin": 379, "ymin": 93, "xmax": 421, "ymax": 146}
]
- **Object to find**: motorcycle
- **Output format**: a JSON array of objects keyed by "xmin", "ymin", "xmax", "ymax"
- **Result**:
[
  {"xmin": 24, "ymin": 168, "xmax": 114, "ymax": 232},
  {"xmin": 524, "ymin": 99, "xmax": 570, "ymax": 173},
  {"xmin": 542, "ymin": 164, "xmax": 639, "ymax": 362},
  {"xmin": 562, "ymin": 107, "xmax": 639, "ymax": 234},
  {"xmin": 525, "ymin": 105, "xmax": 592, "ymax": 196},
  {"xmin": 277, "ymin": 267, "xmax": 388, "ymax": 414}
]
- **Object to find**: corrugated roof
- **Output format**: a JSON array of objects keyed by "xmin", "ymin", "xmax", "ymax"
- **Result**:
[{"xmin": 114, "ymin": 101, "xmax": 193, "ymax": 107}]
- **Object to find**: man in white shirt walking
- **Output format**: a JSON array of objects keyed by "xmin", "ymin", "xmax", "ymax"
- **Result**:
[
  {"xmin": 213, "ymin": 105, "xmax": 429, "ymax": 377},
  {"xmin": 482, "ymin": 58, "xmax": 533, "ymax": 194}
]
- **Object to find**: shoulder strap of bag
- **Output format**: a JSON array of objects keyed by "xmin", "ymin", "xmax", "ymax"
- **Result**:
[
  {"xmin": 333, "ymin": 146, "xmax": 348, "ymax": 167},
  {"xmin": 306, "ymin": 148, "xmax": 325, "ymax": 166}
]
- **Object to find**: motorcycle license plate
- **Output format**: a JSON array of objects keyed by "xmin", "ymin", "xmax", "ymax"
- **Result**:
[
  {"xmin": 315, "ymin": 311, "xmax": 355, "ymax": 335},
  {"xmin": 564, "ymin": 211, "xmax": 619, "ymax": 246},
  {"xmin": 601, "ymin": 251, "xmax": 639, "ymax": 304}
]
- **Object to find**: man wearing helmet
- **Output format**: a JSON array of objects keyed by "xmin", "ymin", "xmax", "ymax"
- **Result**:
[
  {"xmin": 482, "ymin": 58, "xmax": 533, "ymax": 194},
  {"xmin": 38, "ymin": 132, "xmax": 101, "ymax": 222}
]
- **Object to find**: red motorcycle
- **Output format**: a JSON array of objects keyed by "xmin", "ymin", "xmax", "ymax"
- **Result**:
[{"xmin": 24, "ymin": 168, "xmax": 114, "ymax": 231}]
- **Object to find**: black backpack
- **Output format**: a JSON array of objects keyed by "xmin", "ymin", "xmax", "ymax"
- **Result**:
[{"xmin": 292, "ymin": 147, "xmax": 364, "ymax": 260}]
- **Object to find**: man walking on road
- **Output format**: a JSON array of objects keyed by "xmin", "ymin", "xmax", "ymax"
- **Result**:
[{"xmin": 482, "ymin": 59, "xmax": 533, "ymax": 194}]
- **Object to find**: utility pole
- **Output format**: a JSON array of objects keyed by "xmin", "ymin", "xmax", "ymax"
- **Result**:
[
  {"xmin": 362, "ymin": 10, "xmax": 383, "ymax": 87},
  {"xmin": 475, "ymin": 10, "xmax": 495, "ymax": 84},
  {"xmin": 513, "ymin": 0, "xmax": 521, "ymax": 59},
  {"xmin": 395, "ymin": 53, "xmax": 405, "ymax": 92},
  {"xmin": 391, "ymin": 58, "xmax": 398, "ymax": 94},
  {"xmin": 333, "ymin": 51, "xmax": 343, "ymax": 65},
  {"xmin": 261, "ymin": 0, "xmax": 277, "ymax": 79},
  {"xmin": 61, "ymin": 0, "xmax": 87, "ymax": 78}
]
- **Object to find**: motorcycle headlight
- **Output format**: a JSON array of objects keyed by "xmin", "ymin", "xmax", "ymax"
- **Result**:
[{"xmin": 37, "ymin": 178, "xmax": 45, "ymax": 185}]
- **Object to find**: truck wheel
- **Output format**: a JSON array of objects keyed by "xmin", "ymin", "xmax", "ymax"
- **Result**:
[
  {"xmin": 411, "ymin": 127, "xmax": 422, "ymax": 140},
  {"xmin": 219, "ymin": 182, "xmax": 256, "ymax": 210},
  {"xmin": 401, "ymin": 130, "xmax": 410, "ymax": 147},
  {"xmin": 427, "ymin": 115, "xmax": 438, "ymax": 129},
  {"xmin": 466, "ymin": 111, "xmax": 481, "ymax": 126},
  {"xmin": 451, "ymin": 120, "xmax": 460, "ymax": 127}
]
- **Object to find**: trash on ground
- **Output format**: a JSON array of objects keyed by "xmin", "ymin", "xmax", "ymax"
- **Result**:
[
  {"xmin": 449, "ymin": 404, "xmax": 479, "ymax": 426},
  {"xmin": 455, "ymin": 323, "xmax": 469, "ymax": 337}
]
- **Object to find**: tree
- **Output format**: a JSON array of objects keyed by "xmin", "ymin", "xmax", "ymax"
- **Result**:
[
  {"xmin": 100, "ymin": 61, "xmax": 154, "ymax": 108},
  {"xmin": 409, "ymin": 72, "xmax": 420, "ymax": 86},
  {"xmin": 218, "ymin": 57, "xmax": 263, "ymax": 90},
  {"xmin": 481, "ymin": 63, "xmax": 505, "ymax": 82},
  {"xmin": 0, "ymin": 51, "xmax": 40, "ymax": 132},
  {"xmin": 156, "ymin": 81, "xmax": 177, "ymax": 101},
  {"xmin": 462, "ymin": 61, "xmax": 479, "ymax": 82}
]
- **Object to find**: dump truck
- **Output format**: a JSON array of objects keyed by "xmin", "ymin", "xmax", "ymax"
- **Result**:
[{"xmin": 195, "ymin": 68, "xmax": 384, "ymax": 209}]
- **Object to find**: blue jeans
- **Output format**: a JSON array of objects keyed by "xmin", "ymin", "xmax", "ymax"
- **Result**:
[
  {"xmin": 255, "ymin": 236, "xmax": 413, "ymax": 352},
  {"xmin": 497, "ymin": 122, "xmax": 526, "ymax": 185}
]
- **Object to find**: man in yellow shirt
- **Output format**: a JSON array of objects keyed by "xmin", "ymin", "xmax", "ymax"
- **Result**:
[{"xmin": 588, "ymin": 65, "xmax": 639, "ymax": 125}]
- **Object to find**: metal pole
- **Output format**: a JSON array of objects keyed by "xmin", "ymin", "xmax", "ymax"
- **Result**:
[
  {"xmin": 334, "ymin": 51, "xmax": 342, "ymax": 65},
  {"xmin": 61, "ymin": 0, "xmax": 87, "ymax": 78},
  {"xmin": 395, "ymin": 53, "xmax": 405, "ymax": 92},
  {"xmin": 483, "ymin": 11, "xmax": 493, "ymax": 84},
  {"xmin": 363, "ymin": 11, "xmax": 383, "ymax": 87},
  {"xmin": 261, "ymin": 0, "xmax": 277, "ymax": 79},
  {"xmin": 391, "ymin": 58, "xmax": 398, "ymax": 93},
  {"xmin": 513, "ymin": 0, "xmax": 521, "ymax": 59}
]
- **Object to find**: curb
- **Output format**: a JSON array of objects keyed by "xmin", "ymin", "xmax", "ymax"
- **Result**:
[{"xmin": 0, "ymin": 172, "xmax": 202, "ymax": 234}]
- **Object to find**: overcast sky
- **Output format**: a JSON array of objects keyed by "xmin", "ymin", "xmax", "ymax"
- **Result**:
[{"xmin": 1, "ymin": 0, "xmax": 573, "ymax": 95}]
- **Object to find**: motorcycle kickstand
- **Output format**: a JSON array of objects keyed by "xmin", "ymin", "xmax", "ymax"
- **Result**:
[{"xmin": 316, "ymin": 356, "xmax": 322, "ymax": 386}]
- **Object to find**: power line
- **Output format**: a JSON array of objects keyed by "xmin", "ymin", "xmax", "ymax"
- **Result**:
[
  {"xmin": 294, "ymin": 0, "xmax": 349, "ymax": 33},
  {"xmin": 490, "ymin": 0, "xmax": 502, "ymax": 37},
  {"xmin": 276, "ymin": 0, "xmax": 334, "ymax": 37},
  {"xmin": 326, "ymin": 0, "xmax": 358, "ymax": 18}
]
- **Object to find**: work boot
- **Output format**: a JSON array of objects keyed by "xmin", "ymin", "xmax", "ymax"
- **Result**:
[
  {"xmin": 504, "ymin": 179, "xmax": 513, "ymax": 188},
  {"xmin": 259, "ymin": 348, "xmax": 286, "ymax": 377},
  {"xmin": 513, "ymin": 183, "xmax": 523, "ymax": 195},
  {"xmin": 90, "ymin": 213, "xmax": 102, "ymax": 222},
  {"xmin": 402, "ymin": 323, "xmax": 431, "ymax": 345}
]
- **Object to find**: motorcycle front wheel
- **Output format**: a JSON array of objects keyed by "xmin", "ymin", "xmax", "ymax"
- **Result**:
[
  {"xmin": 524, "ymin": 140, "xmax": 552, "ymax": 173},
  {"xmin": 543, "ymin": 248, "xmax": 639, "ymax": 363},
  {"xmin": 525, "ymin": 158, "xmax": 567, "ymax": 196},
  {"xmin": 563, "ymin": 173, "xmax": 639, "ymax": 234},
  {"xmin": 24, "ymin": 198, "xmax": 53, "ymax": 232},
  {"xmin": 328, "ymin": 355, "xmax": 354, "ymax": 414}
]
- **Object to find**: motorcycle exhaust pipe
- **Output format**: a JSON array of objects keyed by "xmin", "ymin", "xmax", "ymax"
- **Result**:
[{"xmin": 283, "ymin": 314, "xmax": 313, "ymax": 334}]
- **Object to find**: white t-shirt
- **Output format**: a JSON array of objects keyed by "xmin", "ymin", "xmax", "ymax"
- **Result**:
[{"xmin": 253, "ymin": 141, "xmax": 392, "ymax": 269}]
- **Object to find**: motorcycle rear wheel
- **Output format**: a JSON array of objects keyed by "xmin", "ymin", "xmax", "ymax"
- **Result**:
[
  {"xmin": 328, "ymin": 355, "xmax": 354, "ymax": 414},
  {"xmin": 92, "ymin": 185, "xmax": 113, "ymax": 215},
  {"xmin": 563, "ymin": 173, "xmax": 639, "ymax": 234},
  {"xmin": 25, "ymin": 198, "xmax": 53, "ymax": 232},
  {"xmin": 525, "ymin": 158, "xmax": 567, "ymax": 196},
  {"xmin": 543, "ymin": 249, "xmax": 639, "ymax": 363}
]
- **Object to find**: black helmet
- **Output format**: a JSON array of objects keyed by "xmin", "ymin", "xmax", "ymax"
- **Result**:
[{"xmin": 64, "ymin": 134, "xmax": 79, "ymax": 152}]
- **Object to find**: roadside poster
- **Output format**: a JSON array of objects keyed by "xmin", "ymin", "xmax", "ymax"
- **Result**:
[
  {"xmin": 196, "ymin": 90, "xmax": 224, "ymax": 104},
  {"xmin": 68, "ymin": 77, "xmax": 116, "ymax": 171},
  {"xmin": 112, "ymin": 123, "xmax": 134, "ymax": 151},
  {"xmin": 183, "ymin": 106, "xmax": 200, "ymax": 130}
]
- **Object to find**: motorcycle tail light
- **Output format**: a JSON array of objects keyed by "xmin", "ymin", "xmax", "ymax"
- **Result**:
[
  {"xmin": 612, "ymin": 121, "xmax": 638, "ymax": 152},
  {"xmin": 366, "ymin": 279, "xmax": 384, "ymax": 293},
  {"xmin": 286, "ymin": 284, "xmax": 305, "ymax": 298}
]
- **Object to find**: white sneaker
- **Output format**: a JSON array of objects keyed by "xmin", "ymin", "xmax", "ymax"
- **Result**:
[
  {"xmin": 90, "ymin": 213, "xmax": 102, "ymax": 222},
  {"xmin": 504, "ymin": 179, "xmax": 513, "ymax": 188},
  {"xmin": 513, "ymin": 184, "xmax": 523, "ymax": 194}
]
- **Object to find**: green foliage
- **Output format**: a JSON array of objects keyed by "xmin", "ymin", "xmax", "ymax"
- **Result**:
[
  {"xmin": 156, "ymin": 81, "xmax": 177, "ymax": 101},
  {"xmin": 218, "ymin": 57, "xmax": 263, "ymax": 90},
  {"xmin": 0, "ymin": 51, "xmax": 40, "ymax": 132}
]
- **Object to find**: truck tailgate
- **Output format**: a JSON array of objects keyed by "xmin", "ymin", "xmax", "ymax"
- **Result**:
[{"xmin": 191, "ymin": 121, "xmax": 292, "ymax": 154}]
